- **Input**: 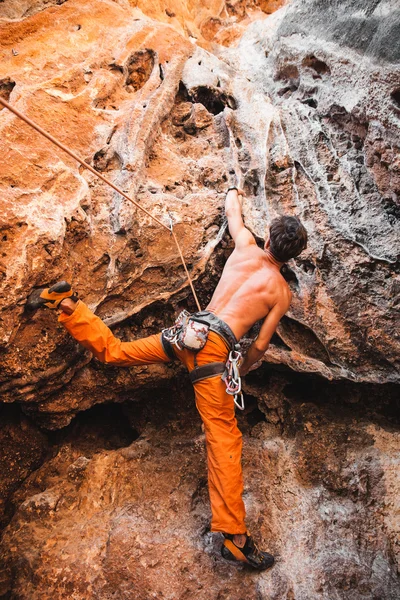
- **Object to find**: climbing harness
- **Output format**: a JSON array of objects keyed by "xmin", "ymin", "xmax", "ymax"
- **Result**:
[
  {"xmin": 0, "ymin": 96, "xmax": 201, "ymax": 312},
  {"xmin": 163, "ymin": 310, "xmax": 237, "ymax": 353},
  {"xmin": 164, "ymin": 310, "xmax": 245, "ymax": 410}
]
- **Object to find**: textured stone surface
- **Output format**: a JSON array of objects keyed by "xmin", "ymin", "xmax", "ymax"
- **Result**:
[
  {"xmin": 0, "ymin": 405, "xmax": 48, "ymax": 529},
  {"xmin": 0, "ymin": 377, "xmax": 399, "ymax": 599},
  {"xmin": 0, "ymin": 0, "xmax": 399, "ymax": 598},
  {"xmin": 226, "ymin": 0, "xmax": 400, "ymax": 385},
  {"xmin": 0, "ymin": 0, "xmax": 287, "ymax": 46}
]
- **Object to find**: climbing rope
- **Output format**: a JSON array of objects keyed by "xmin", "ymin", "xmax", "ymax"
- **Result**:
[{"xmin": 0, "ymin": 96, "xmax": 202, "ymax": 312}]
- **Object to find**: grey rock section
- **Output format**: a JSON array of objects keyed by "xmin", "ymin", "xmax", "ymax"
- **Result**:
[
  {"xmin": 219, "ymin": 0, "xmax": 400, "ymax": 384},
  {"xmin": 278, "ymin": 0, "xmax": 400, "ymax": 64}
]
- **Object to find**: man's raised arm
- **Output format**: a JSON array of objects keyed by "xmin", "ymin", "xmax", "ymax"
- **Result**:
[{"xmin": 225, "ymin": 188, "xmax": 256, "ymax": 248}]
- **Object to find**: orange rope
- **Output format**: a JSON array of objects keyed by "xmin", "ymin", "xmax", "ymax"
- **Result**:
[
  {"xmin": 0, "ymin": 96, "xmax": 201, "ymax": 311},
  {"xmin": 172, "ymin": 229, "xmax": 201, "ymax": 311}
]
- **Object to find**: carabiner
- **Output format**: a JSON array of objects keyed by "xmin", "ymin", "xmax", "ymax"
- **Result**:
[{"xmin": 234, "ymin": 392, "xmax": 245, "ymax": 411}]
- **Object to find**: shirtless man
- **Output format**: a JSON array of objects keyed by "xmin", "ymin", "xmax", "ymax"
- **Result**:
[
  {"xmin": 28, "ymin": 188, "xmax": 307, "ymax": 571},
  {"xmin": 208, "ymin": 188, "xmax": 305, "ymax": 376}
]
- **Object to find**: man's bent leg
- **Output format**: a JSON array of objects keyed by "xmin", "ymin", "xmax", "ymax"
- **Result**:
[
  {"xmin": 193, "ymin": 375, "xmax": 246, "ymax": 534},
  {"xmin": 59, "ymin": 300, "xmax": 171, "ymax": 366}
]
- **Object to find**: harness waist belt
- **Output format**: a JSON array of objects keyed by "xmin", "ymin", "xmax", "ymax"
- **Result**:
[
  {"xmin": 189, "ymin": 362, "xmax": 226, "ymax": 384},
  {"xmin": 190, "ymin": 311, "xmax": 238, "ymax": 350}
]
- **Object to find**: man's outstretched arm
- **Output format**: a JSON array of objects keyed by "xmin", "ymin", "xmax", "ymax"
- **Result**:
[
  {"xmin": 240, "ymin": 299, "xmax": 291, "ymax": 376},
  {"xmin": 225, "ymin": 188, "xmax": 256, "ymax": 248}
]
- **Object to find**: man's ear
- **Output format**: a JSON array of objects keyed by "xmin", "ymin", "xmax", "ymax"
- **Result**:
[{"xmin": 264, "ymin": 234, "xmax": 270, "ymax": 250}]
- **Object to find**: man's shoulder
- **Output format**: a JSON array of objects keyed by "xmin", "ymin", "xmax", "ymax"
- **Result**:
[
  {"xmin": 277, "ymin": 270, "xmax": 292, "ymax": 296},
  {"xmin": 279, "ymin": 278, "xmax": 292, "ymax": 310},
  {"xmin": 266, "ymin": 270, "xmax": 292, "ymax": 308},
  {"xmin": 235, "ymin": 237, "xmax": 260, "ymax": 253}
]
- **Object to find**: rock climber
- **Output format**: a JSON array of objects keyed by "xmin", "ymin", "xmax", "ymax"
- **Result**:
[{"xmin": 27, "ymin": 187, "xmax": 307, "ymax": 570}]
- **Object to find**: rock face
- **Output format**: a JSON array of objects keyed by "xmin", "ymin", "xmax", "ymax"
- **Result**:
[
  {"xmin": 0, "ymin": 405, "xmax": 48, "ymax": 529},
  {"xmin": 234, "ymin": 0, "xmax": 400, "ymax": 385},
  {"xmin": 0, "ymin": 0, "xmax": 399, "ymax": 598},
  {"xmin": 0, "ymin": 376, "xmax": 399, "ymax": 599}
]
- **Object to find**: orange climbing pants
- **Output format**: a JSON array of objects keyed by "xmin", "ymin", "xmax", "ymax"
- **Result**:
[{"xmin": 59, "ymin": 300, "xmax": 246, "ymax": 534}]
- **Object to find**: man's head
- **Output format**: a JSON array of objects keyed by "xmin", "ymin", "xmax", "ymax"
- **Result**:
[{"xmin": 266, "ymin": 215, "xmax": 307, "ymax": 263}]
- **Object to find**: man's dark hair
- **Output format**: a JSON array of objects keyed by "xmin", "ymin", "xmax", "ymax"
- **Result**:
[{"xmin": 269, "ymin": 215, "xmax": 307, "ymax": 262}]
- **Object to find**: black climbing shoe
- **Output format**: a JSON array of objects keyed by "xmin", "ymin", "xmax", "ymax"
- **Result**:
[
  {"xmin": 26, "ymin": 281, "xmax": 78, "ymax": 310},
  {"xmin": 221, "ymin": 533, "xmax": 274, "ymax": 571}
]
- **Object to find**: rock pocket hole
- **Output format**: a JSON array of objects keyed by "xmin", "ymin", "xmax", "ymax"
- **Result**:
[
  {"xmin": 278, "ymin": 85, "xmax": 298, "ymax": 97},
  {"xmin": 302, "ymin": 55, "xmax": 330, "ymax": 77},
  {"xmin": 125, "ymin": 49, "xmax": 155, "ymax": 93},
  {"xmin": 176, "ymin": 81, "xmax": 191, "ymax": 102},
  {"xmin": 275, "ymin": 64, "xmax": 299, "ymax": 81},
  {"xmin": 298, "ymin": 259, "xmax": 316, "ymax": 274},
  {"xmin": 93, "ymin": 147, "xmax": 122, "ymax": 172},
  {"xmin": 0, "ymin": 77, "xmax": 16, "ymax": 103},
  {"xmin": 236, "ymin": 394, "xmax": 266, "ymax": 430},
  {"xmin": 391, "ymin": 89, "xmax": 400, "ymax": 110},
  {"xmin": 49, "ymin": 404, "xmax": 139, "ymax": 453},
  {"xmin": 274, "ymin": 64, "xmax": 299, "ymax": 94},
  {"xmin": 190, "ymin": 86, "xmax": 237, "ymax": 115},
  {"xmin": 302, "ymin": 98, "xmax": 318, "ymax": 108},
  {"xmin": 244, "ymin": 168, "xmax": 260, "ymax": 195},
  {"xmin": 247, "ymin": 406, "xmax": 267, "ymax": 428},
  {"xmin": 281, "ymin": 265, "xmax": 299, "ymax": 288},
  {"xmin": 271, "ymin": 332, "xmax": 292, "ymax": 351},
  {"xmin": 279, "ymin": 316, "xmax": 331, "ymax": 364}
]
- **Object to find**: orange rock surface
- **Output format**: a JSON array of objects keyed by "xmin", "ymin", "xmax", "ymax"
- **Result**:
[{"xmin": 0, "ymin": 1, "xmax": 399, "ymax": 597}]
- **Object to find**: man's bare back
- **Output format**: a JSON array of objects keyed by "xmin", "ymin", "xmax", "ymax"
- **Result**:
[
  {"xmin": 207, "ymin": 243, "xmax": 291, "ymax": 340},
  {"xmin": 207, "ymin": 189, "xmax": 292, "ymax": 375}
]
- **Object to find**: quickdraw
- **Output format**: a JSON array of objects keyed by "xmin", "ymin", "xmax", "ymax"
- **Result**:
[{"xmin": 222, "ymin": 350, "xmax": 245, "ymax": 411}]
